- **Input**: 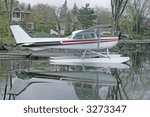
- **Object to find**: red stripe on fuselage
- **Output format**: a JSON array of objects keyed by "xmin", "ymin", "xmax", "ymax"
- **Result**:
[{"xmin": 62, "ymin": 37, "xmax": 118, "ymax": 44}]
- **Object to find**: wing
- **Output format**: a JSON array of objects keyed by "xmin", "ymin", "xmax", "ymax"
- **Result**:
[{"xmin": 74, "ymin": 24, "xmax": 112, "ymax": 35}]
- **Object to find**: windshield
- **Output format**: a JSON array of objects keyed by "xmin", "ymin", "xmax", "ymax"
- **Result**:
[{"xmin": 66, "ymin": 35, "xmax": 73, "ymax": 38}]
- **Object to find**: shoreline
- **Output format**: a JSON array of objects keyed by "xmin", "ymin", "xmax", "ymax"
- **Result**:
[{"xmin": 0, "ymin": 42, "xmax": 150, "ymax": 60}]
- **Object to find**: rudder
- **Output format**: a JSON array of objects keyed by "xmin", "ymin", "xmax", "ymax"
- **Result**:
[{"xmin": 10, "ymin": 25, "xmax": 31, "ymax": 43}]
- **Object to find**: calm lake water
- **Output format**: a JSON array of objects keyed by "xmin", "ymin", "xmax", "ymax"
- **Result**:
[{"xmin": 0, "ymin": 51, "xmax": 150, "ymax": 100}]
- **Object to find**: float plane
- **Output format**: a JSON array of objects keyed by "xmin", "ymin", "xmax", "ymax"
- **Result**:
[{"xmin": 10, "ymin": 24, "xmax": 130, "ymax": 64}]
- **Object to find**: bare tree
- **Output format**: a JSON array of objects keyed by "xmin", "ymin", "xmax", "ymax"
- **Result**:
[
  {"xmin": 53, "ymin": 7, "xmax": 61, "ymax": 36},
  {"xmin": 4, "ymin": 0, "xmax": 14, "ymax": 24},
  {"xmin": 95, "ymin": 7, "xmax": 112, "ymax": 25},
  {"xmin": 126, "ymin": 0, "xmax": 150, "ymax": 34},
  {"xmin": 111, "ymin": 0, "xmax": 129, "ymax": 34}
]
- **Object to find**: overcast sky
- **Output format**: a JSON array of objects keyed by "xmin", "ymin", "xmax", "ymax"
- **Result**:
[{"xmin": 18, "ymin": 0, "xmax": 111, "ymax": 9}]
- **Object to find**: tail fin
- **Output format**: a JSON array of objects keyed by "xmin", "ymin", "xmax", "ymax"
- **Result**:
[{"xmin": 10, "ymin": 25, "xmax": 31, "ymax": 43}]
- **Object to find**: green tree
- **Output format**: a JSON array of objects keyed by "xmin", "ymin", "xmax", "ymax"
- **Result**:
[
  {"xmin": 72, "ymin": 3, "xmax": 78, "ymax": 15},
  {"xmin": 59, "ymin": 0, "xmax": 68, "ymax": 19},
  {"xmin": 0, "ymin": 0, "xmax": 9, "ymax": 37},
  {"xmin": 31, "ymin": 4, "xmax": 57, "ymax": 32},
  {"xmin": 0, "ymin": 17, "xmax": 8, "ymax": 37},
  {"xmin": 27, "ymin": 3, "xmax": 31, "ymax": 11},
  {"xmin": 77, "ymin": 3, "xmax": 97, "ymax": 28},
  {"xmin": 70, "ymin": 3, "xmax": 81, "ymax": 31}
]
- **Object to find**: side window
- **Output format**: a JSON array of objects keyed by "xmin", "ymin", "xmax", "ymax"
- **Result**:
[
  {"xmin": 90, "ymin": 33, "xmax": 95, "ymax": 38},
  {"xmin": 73, "ymin": 34, "xmax": 83, "ymax": 39},
  {"xmin": 84, "ymin": 34, "xmax": 91, "ymax": 39}
]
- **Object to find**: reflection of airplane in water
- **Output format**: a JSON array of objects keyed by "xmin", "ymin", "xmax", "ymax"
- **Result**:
[
  {"xmin": 8, "ymin": 67, "xmax": 128, "ymax": 100},
  {"xmin": 50, "ymin": 61, "xmax": 129, "ymax": 69},
  {"xmin": 10, "ymin": 24, "xmax": 129, "ymax": 65}
]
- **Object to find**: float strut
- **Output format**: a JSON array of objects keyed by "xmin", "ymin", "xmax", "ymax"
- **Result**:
[
  {"xmin": 107, "ymin": 48, "xmax": 110, "ymax": 57},
  {"xmin": 82, "ymin": 50, "xmax": 87, "ymax": 59}
]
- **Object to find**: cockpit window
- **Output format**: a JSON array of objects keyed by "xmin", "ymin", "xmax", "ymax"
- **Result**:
[{"xmin": 73, "ymin": 33, "xmax": 96, "ymax": 40}]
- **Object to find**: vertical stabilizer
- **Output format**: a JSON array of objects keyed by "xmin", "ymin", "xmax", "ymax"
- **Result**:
[{"xmin": 10, "ymin": 25, "xmax": 31, "ymax": 43}]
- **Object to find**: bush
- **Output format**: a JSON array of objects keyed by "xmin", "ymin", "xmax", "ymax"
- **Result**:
[
  {"xmin": 144, "ymin": 30, "xmax": 150, "ymax": 36},
  {"xmin": 32, "ymin": 31, "xmax": 50, "ymax": 37},
  {"xmin": 0, "ymin": 37, "xmax": 16, "ymax": 44},
  {"xmin": 131, "ymin": 33, "xmax": 143, "ymax": 40},
  {"xmin": 144, "ymin": 30, "xmax": 150, "ymax": 39}
]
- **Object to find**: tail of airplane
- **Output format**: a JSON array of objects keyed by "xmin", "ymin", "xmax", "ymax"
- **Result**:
[{"xmin": 10, "ymin": 25, "xmax": 31, "ymax": 43}]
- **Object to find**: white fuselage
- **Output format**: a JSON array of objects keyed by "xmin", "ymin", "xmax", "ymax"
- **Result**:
[
  {"xmin": 10, "ymin": 25, "xmax": 118, "ymax": 51},
  {"xmin": 27, "ymin": 37, "xmax": 118, "ymax": 51}
]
